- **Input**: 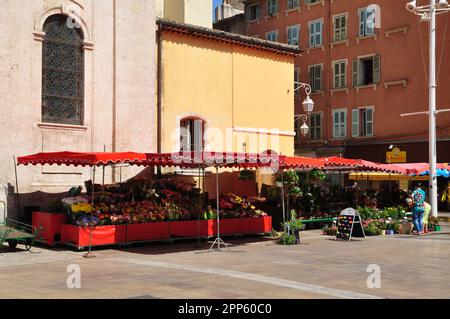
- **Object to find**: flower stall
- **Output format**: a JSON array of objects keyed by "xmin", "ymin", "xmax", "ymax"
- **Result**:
[{"xmin": 18, "ymin": 151, "xmax": 277, "ymax": 250}]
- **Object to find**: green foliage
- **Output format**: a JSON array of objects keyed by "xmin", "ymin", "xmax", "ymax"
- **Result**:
[
  {"xmin": 285, "ymin": 219, "xmax": 303, "ymax": 232},
  {"xmin": 238, "ymin": 170, "xmax": 255, "ymax": 182},
  {"xmin": 278, "ymin": 233, "xmax": 297, "ymax": 245},
  {"xmin": 357, "ymin": 206, "xmax": 406, "ymax": 220},
  {"xmin": 322, "ymin": 225, "xmax": 338, "ymax": 236},
  {"xmin": 364, "ymin": 222, "xmax": 383, "ymax": 236},
  {"xmin": 290, "ymin": 186, "xmax": 303, "ymax": 197},
  {"xmin": 277, "ymin": 170, "xmax": 299, "ymax": 185},
  {"xmin": 386, "ymin": 220, "xmax": 400, "ymax": 233},
  {"xmin": 310, "ymin": 169, "xmax": 326, "ymax": 181}
]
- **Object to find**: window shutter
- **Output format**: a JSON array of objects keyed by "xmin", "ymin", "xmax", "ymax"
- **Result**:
[
  {"xmin": 352, "ymin": 109, "xmax": 360, "ymax": 137},
  {"xmin": 334, "ymin": 63, "xmax": 339, "ymax": 88},
  {"xmin": 334, "ymin": 17, "xmax": 339, "ymax": 41},
  {"xmin": 359, "ymin": 10, "xmax": 366, "ymax": 36},
  {"xmin": 318, "ymin": 66, "xmax": 323, "ymax": 91},
  {"xmin": 352, "ymin": 59, "xmax": 358, "ymax": 87},
  {"xmin": 341, "ymin": 16, "xmax": 347, "ymax": 39},
  {"xmin": 193, "ymin": 120, "xmax": 203, "ymax": 152},
  {"xmin": 180, "ymin": 121, "xmax": 190, "ymax": 151},
  {"xmin": 366, "ymin": 8, "xmax": 375, "ymax": 35},
  {"xmin": 373, "ymin": 55, "xmax": 381, "ymax": 84},
  {"xmin": 245, "ymin": 6, "xmax": 250, "ymax": 21},
  {"xmin": 309, "ymin": 23, "xmax": 314, "ymax": 47},
  {"xmin": 256, "ymin": 5, "xmax": 261, "ymax": 19},
  {"xmin": 366, "ymin": 108, "xmax": 374, "ymax": 136},
  {"xmin": 333, "ymin": 112, "xmax": 339, "ymax": 138},
  {"xmin": 317, "ymin": 22, "xmax": 322, "ymax": 45},
  {"xmin": 309, "ymin": 67, "xmax": 314, "ymax": 91}
]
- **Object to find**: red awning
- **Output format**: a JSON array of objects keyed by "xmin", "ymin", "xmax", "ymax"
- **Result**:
[
  {"xmin": 320, "ymin": 156, "xmax": 410, "ymax": 174},
  {"xmin": 17, "ymin": 151, "xmax": 286, "ymax": 169},
  {"xmin": 280, "ymin": 156, "xmax": 324, "ymax": 169},
  {"xmin": 17, "ymin": 151, "xmax": 148, "ymax": 167},
  {"xmin": 143, "ymin": 151, "xmax": 286, "ymax": 169}
]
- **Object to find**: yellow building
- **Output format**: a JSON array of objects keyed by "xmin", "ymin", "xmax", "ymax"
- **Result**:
[
  {"xmin": 156, "ymin": 19, "xmax": 300, "ymax": 158},
  {"xmin": 156, "ymin": 0, "xmax": 213, "ymax": 28}
]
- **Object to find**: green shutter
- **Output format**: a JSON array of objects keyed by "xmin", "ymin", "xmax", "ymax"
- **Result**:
[
  {"xmin": 352, "ymin": 109, "xmax": 359, "ymax": 137},
  {"xmin": 352, "ymin": 59, "xmax": 358, "ymax": 87},
  {"xmin": 373, "ymin": 55, "xmax": 381, "ymax": 84}
]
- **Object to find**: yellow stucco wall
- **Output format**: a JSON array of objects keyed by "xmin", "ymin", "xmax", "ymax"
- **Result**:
[{"xmin": 160, "ymin": 31, "xmax": 295, "ymax": 157}]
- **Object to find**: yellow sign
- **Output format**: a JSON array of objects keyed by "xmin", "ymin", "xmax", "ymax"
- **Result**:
[{"xmin": 386, "ymin": 147, "xmax": 407, "ymax": 163}]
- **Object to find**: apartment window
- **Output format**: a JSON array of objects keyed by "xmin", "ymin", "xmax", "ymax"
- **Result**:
[
  {"xmin": 352, "ymin": 107, "xmax": 374, "ymax": 137},
  {"xmin": 246, "ymin": 3, "xmax": 261, "ymax": 21},
  {"xmin": 309, "ymin": 64, "xmax": 322, "ymax": 93},
  {"xmin": 294, "ymin": 67, "xmax": 300, "ymax": 91},
  {"xmin": 266, "ymin": 30, "xmax": 278, "ymax": 42},
  {"xmin": 287, "ymin": 0, "xmax": 299, "ymax": 9},
  {"xmin": 267, "ymin": 0, "xmax": 279, "ymax": 15},
  {"xmin": 180, "ymin": 118, "xmax": 204, "ymax": 152},
  {"xmin": 333, "ymin": 60, "xmax": 347, "ymax": 89},
  {"xmin": 359, "ymin": 7, "xmax": 376, "ymax": 37},
  {"xmin": 305, "ymin": 0, "xmax": 321, "ymax": 4},
  {"xmin": 42, "ymin": 15, "xmax": 84, "ymax": 125},
  {"xmin": 352, "ymin": 55, "xmax": 381, "ymax": 87},
  {"xmin": 310, "ymin": 113, "xmax": 322, "ymax": 140},
  {"xmin": 333, "ymin": 14, "xmax": 347, "ymax": 42},
  {"xmin": 287, "ymin": 25, "xmax": 300, "ymax": 47},
  {"xmin": 309, "ymin": 19, "xmax": 323, "ymax": 48},
  {"xmin": 333, "ymin": 109, "xmax": 347, "ymax": 138}
]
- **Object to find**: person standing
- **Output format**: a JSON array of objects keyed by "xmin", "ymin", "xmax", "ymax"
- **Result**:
[
  {"xmin": 422, "ymin": 202, "xmax": 431, "ymax": 234},
  {"xmin": 412, "ymin": 185, "xmax": 426, "ymax": 235}
]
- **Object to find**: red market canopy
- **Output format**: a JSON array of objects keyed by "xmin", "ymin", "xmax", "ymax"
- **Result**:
[
  {"xmin": 320, "ymin": 156, "xmax": 409, "ymax": 174},
  {"xmin": 280, "ymin": 156, "xmax": 324, "ymax": 169},
  {"xmin": 17, "ymin": 151, "xmax": 148, "ymax": 167},
  {"xmin": 17, "ymin": 151, "xmax": 287, "ymax": 169}
]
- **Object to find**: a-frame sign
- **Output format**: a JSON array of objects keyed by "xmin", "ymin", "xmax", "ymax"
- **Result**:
[{"xmin": 336, "ymin": 208, "xmax": 366, "ymax": 241}]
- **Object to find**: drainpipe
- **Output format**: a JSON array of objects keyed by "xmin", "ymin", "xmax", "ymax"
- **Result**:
[
  {"xmin": 157, "ymin": 22, "xmax": 162, "ymax": 155},
  {"xmin": 156, "ymin": 22, "xmax": 163, "ymax": 177},
  {"xmin": 112, "ymin": 0, "xmax": 117, "ymax": 183},
  {"xmin": 326, "ymin": 0, "xmax": 332, "ymax": 152}
]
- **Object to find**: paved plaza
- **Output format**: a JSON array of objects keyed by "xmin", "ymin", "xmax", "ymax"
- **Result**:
[{"xmin": 0, "ymin": 224, "xmax": 449, "ymax": 299}]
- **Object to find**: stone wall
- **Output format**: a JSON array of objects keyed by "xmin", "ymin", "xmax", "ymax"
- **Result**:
[{"xmin": 0, "ymin": 0, "xmax": 157, "ymax": 219}]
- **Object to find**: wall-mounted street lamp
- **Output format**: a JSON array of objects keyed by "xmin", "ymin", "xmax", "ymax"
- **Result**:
[
  {"xmin": 294, "ymin": 82, "xmax": 315, "ymax": 137},
  {"xmin": 404, "ymin": 0, "xmax": 450, "ymax": 218}
]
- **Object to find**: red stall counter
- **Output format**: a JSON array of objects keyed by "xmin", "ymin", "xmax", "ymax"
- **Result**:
[
  {"xmin": 32, "ymin": 212, "xmax": 67, "ymax": 247},
  {"xmin": 60, "ymin": 224, "xmax": 127, "ymax": 249},
  {"xmin": 212, "ymin": 216, "xmax": 272, "ymax": 236},
  {"xmin": 169, "ymin": 220, "xmax": 213, "ymax": 238}
]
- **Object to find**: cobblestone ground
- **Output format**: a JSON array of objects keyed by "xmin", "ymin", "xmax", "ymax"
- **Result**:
[{"xmin": 0, "ymin": 223, "xmax": 449, "ymax": 299}]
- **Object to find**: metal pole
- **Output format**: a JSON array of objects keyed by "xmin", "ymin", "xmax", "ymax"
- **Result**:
[
  {"xmin": 84, "ymin": 166, "xmax": 96, "ymax": 258},
  {"xmin": 13, "ymin": 156, "xmax": 20, "ymax": 220},
  {"xmin": 281, "ymin": 171, "xmax": 286, "ymax": 223},
  {"xmin": 216, "ymin": 166, "xmax": 220, "ymax": 241},
  {"xmin": 429, "ymin": 1, "xmax": 438, "ymax": 217}
]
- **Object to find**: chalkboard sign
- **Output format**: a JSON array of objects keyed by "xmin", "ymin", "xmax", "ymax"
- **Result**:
[{"xmin": 336, "ymin": 208, "xmax": 366, "ymax": 241}]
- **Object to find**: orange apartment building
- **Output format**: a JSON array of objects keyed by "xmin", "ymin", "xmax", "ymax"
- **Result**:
[{"xmin": 240, "ymin": 0, "xmax": 450, "ymax": 163}]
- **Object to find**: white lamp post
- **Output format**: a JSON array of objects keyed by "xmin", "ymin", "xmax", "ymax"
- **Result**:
[
  {"xmin": 405, "ymin": 0, "xmax": 450, "ymax": 218},
  {"xmin": 294, "ymin": 82, "xmax": 315, "ymax": 137}
]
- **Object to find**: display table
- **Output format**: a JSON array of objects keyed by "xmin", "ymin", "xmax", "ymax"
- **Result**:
[{"xmin": 32, "ymin": 212, "xmax": 67, "ymax": 247}]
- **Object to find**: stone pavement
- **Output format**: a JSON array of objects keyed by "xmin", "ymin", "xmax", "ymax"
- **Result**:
[{"xmin": 0, "ymin": 224, "xmax": 449, "ymax": 299}]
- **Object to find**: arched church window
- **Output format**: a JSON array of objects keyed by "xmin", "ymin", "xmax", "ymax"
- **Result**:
[{"xmin": 42, "ymin": 15, "xmax": 84, "ymax": 125}]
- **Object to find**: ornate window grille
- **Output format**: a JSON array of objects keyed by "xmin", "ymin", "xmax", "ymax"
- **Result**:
[{"xmin": 42, "ymin": 15, "xmax": 84, "ymax": 125}]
